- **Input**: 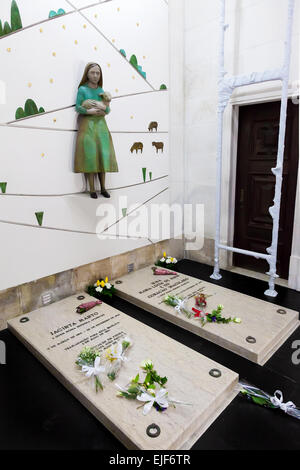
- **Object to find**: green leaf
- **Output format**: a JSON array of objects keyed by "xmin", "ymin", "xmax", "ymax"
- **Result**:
[
  {"xmin": 252, "ymin": 396, "xmax": 270, "ymax": 406},
  {"xmin": 144, "ymin": 372, "xmax": 152, "ymax": 384},
  {"xmin": 127, "ymin": 385, "xmax": 139, "ymax": 395},
  {"xmin": 160, "ymin": 376, "xmax": 168, "ymax": 385}
]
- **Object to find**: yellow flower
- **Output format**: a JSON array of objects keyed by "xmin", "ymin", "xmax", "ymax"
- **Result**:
[
  {"xmin": 170, "ymin": 257, "xmax": 174, "ymax": 262},
  {"xmin": 163, "ymin": 252, "xmax": 166, "ymax": 257},
  {"xmin": 105, "ymin": 347, "xmax": 116, "ymax": 362},
  {"xmin": 105, "ymin": 276, "xmax": 108, "ymax": 283},
  {"xmin": 96, "ymin": 280, "xmax": 101, "ymax": 287},
  {"xmin": 100, "ymin": 280, "xmax": 105, "ymax": 288}
]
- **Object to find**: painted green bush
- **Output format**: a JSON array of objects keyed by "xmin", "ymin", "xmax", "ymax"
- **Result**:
[
  {"xmin": 0, "ymin": 183, "xmax": 7, "ymax": 194},
  {"xmin": 15, "ymin": 99, "xmax": 45, "ymax": 120},
  {"xmin": 35, "ymin": 212, "xmax": 44, "ymax": 226},
  {"xmin": 129, "ymin": 54, "xmax": 146, "ymax": 79},
  {"xmin": 15, "ymin": 107, "xmax": 25, "ymax": 120},
  {"xmin": 129, "ymin": 54, "xmax": 138, "ymax": 68},
  {"xmin": 49, "ymin": 9, "xmax": 66, "ymax": 19},
  {"xmin": 25, "ymin": 99, "xmax": 38, "ymax": 116},
  {"xmin": 3, "ymin": 21, "xmax": 12, "ymax": 35},
  {"xmin": 0, "ymin": 1, "xmax": 22, "ymax": 37},
  {"xmin": 11, "ymin": 0, "xmax": 22, "ymax": 31}
]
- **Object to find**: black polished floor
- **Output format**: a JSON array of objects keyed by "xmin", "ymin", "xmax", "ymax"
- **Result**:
[{"xmin": 0, "ymin": 260, "xmax": 299, "ymax": 450}]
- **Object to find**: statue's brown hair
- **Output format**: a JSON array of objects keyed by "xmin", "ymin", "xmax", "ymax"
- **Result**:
[{"xmin": 78, "ymin": 63, "xmax": 103, "ymax": 88}]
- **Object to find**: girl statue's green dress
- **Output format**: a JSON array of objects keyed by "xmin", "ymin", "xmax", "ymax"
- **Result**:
[{"xmin": 74, "ymin": 85, "xmax": 119, "ymax": 174}]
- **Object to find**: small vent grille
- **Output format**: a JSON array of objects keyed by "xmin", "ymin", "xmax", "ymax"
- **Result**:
[
  {"xmin": 41, "ymin": 292, "xmax": 53, "ymax": 306},
  {"xmin": 127, "ymin": 263, "xmax": 134, "ymax": 273}
]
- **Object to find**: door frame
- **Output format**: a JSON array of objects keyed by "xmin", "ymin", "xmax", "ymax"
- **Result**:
[{"xmin": 223, "ymin": 84, "xmax": 299, "ymax": 288}]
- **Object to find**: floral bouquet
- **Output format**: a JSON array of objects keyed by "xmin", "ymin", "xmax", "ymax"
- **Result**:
[
  {"xmin": 76, "ymin": 300, "xmax": 102, "ymax": 314},
  {"xmin": 239, "ymin": 381, "xmax": 300, "ymax": 420},
  {"xmin": 155, "ymin": 252, "xmax": 178, "ymax": 270},
  {"xmin": 87, "ymin": 276, "xmax": 116, "ymax": 300},
  {"xmin": 105, "ymin": 337, "xmax": 132, "ymax": 381},
  {"xmin": 197, "ymin": 304, "xmax": 241, "ymax": 327},
  {"xmin": 76, "ymin": 346, "xmax": 105, "ymax": 392},
  {"xmin": 76, "ymin": 337, "xmax": 132, "ymax": 391},
  {"xmin": 152, "ymin": 266, "xmax": 178, "ymax": 276},
  {"xmin": 116, "ymin": 360, "xmax": 191, "ymax": 415},
  {"xmin": 195, "ymin": 293, "xmax": 208, "ymax": 308},
  {"xmin": 164, "ymin": 294, "xmax": 193, "ymax": 319}
]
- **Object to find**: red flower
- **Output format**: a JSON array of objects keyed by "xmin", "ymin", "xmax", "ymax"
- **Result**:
[{"xmin": 192, "ymin": 307, "xmax": 202, "ymax": 318}]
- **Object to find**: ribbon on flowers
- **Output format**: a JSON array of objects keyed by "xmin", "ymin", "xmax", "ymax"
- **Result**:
[
  {"xmin": 164, "ymin": 294, "xmax": 192, "ymax": 319},
  {"xmin": 81, "ymin": 356, "xmax": 105, "ymax": 391},
  {"xmin": 82, "ymin": 356, "xmax": 105, "ymax": 377},
  {"xmin": 136, "ymin": 388, "xmax": 169, "ymax": 415},
  {"xmin": 174, "ymin": 298, "xmax": 187, "ymax": 313},
  {"xmin": 238, "ymin": 381, "xmax": 300, "ymax": 420},
  {"xmin": 270, "ymin": 390, "xmax": 298, "ymax": 416}
]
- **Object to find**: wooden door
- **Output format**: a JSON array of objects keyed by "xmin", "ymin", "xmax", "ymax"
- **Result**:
[{"xmin": 233, "ymin": 100, "xmax": 299, "ymax": 279}]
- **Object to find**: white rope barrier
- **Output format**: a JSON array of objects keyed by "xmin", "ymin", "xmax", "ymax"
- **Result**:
[{"xmin": 211, "ymin": 0, "xmax": 295, "ymax": 297}]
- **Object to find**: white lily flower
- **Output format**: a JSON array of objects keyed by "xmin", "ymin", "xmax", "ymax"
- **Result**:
[
  {"xmin": 95, "ymin": 286, "xmax": 103, "ymax": 293},
  {"xmin": 106, "ymin": 283, "xmax": 112, "ymax": 289},
  {"xmin": 109, "ymin": 343, "xmax": 128, "ymax": 362},
  {"xmin": 136, "ymin": 387, "xmax": 169, "ymax": 415},
  {"xmin": 160, "ymin": 257, "xmax": 166, "ymax": 262},
  {"xmin": 173, "ymin": 258, "xmax": 178, "ymax": 263},
  {"xmin": 166, "ymin": 258, "xmax": 171, "ymax": 264}
]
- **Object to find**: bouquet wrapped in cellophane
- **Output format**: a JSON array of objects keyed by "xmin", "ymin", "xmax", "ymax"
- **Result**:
[
  {"xmin": 163, "ymin": 294, "xmax": 193, "ymax": 319},
  {"xmin": 76, "ymin": 337, "xmax": 132, "ymax": 392},
  {"xmin": 238, "ymin": 380, "xmax": 300, "ymax": 419},
  {"xmin": 116, "ymin": 360, "xmax": 191, "ymax": 415},
  {"xmin": 76, "ymin": 346, "xmax": 105, "ymax": 392},
  {"xmin": 104, "ymin": 337, "xmax": 132, "ymax": 381}
]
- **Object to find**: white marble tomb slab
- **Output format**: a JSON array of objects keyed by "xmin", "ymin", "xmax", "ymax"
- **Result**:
[
  {"xmin": 114, "ymin": 266, "xmax": 300, "ymax": 365},
  {"xmin": 8, "ymin": 293, "xmax": 238, "ymax": 450}
]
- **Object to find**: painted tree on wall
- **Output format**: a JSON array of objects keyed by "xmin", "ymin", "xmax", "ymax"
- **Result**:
[
  {"xmin": 16, "ymin": 99, "xmax": 45, "ymax": 120},
  {"xmin": 0, "ymin": 1, "xmax": 22, "ymax": 37},
  {"xmin": 11, "ymin": 0, "xmax": 22, "ymax": 31}
]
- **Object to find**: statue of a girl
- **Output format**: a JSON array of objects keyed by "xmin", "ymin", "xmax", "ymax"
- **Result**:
[{"xmin": 74, "ymin": 63, "xmax": 119, "ymax": 198}]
